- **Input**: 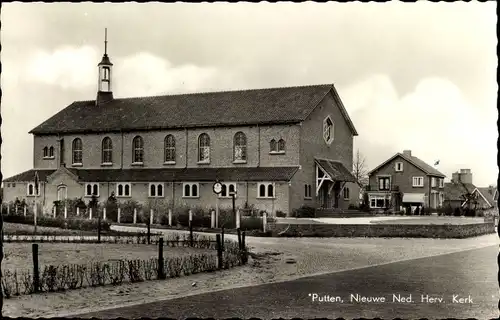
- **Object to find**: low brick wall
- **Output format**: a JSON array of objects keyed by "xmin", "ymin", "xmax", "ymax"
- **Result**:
[{"xmin": 267, "ymin": 222, "xmax": 496, "ymax": 239}]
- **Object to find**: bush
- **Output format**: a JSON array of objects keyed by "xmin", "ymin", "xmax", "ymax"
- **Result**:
[
  {"xmin": 241, "ymin": 216, "xmax": 263, "ymax": 230},
  {"xmin": 291, "ymin": 205, "xmax": 316, "ymax": 218},
  {"xmin": 275, "ymin": 210, "xmax": 287, "ymax": 217},
  {"xmin": 463, "ymin": 208, "xmax": 476, "ymax": 217},
  {"xmin": 119, "ymin": 200, "xmax": 142, "ymax": 223}
]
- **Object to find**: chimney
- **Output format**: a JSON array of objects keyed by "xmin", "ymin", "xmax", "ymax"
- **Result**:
[
  {"xmin": 452, "ymin": 169, "xmax": 473, "ymax": 184},
  {"xmin": 402, "ymin": 150, "xmax": 412, "ymax": 157}
]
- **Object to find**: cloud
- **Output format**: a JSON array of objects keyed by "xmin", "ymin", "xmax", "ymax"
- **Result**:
[
  {"xmin": 342, "ymin": 75, "xmax": 498, "ymax": 186},
  {"xmin": 22, "ymin": 47, "xmax": 236, "ymax": 97},
  {"xmin": 113, "ymin": 52, "xmax": 227, "ymax": 97},
  {"xmin": 24, "ymin": 46, "xmax": 100, "ymax": 89}
]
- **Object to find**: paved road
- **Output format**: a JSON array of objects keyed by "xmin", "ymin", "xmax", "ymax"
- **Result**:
[{"xmin": 75, "ymin": 245, "xmax": 498, "ymax": 319}]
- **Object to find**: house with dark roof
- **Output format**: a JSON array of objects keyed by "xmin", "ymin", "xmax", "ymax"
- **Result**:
[
  {"xmin": 473, "ymin": 186, "xmax": 497, "ymax": 210},
  {"xmin": 2, "ymin": 36, "xmax": 359, "ymax": 217},
  {"xmin": 444, "ymin": 169, "xmax": 497, "ymax": 210},
  {"xmin": 366, "ymin": 150, "xmax": 446, "ymax": 211}
]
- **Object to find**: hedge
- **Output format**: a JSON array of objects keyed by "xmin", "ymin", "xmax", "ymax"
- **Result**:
[{"xmin": 1, "ymin": 214, "xmax": 111, "ymax": 232}]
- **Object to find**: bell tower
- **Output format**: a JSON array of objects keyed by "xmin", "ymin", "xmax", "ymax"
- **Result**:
[{"xmin": 96, "ymin": 28, "xmax": 114, "ymax": 105}]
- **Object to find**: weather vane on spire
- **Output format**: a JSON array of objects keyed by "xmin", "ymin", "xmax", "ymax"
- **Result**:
[{"xmin": 104, "ymin": 28, "xmax": 108, "ymax": 55}]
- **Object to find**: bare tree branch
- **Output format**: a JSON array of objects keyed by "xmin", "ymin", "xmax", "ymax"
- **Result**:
[{"xmin": 352, "ymin": 149, "xmax": 369, "ymax": 187}]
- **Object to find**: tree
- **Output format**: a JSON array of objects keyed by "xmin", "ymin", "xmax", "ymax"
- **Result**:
[{"xmin": 353, "ymin": 149, "xmax": 369, "ymax": 187}]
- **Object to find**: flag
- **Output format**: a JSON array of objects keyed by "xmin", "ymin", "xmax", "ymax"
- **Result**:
[
  {"xmin": 34, "ymin": 171, "xmax": 40, "ymax": 195},
  {"xmin": 434, "ymin": 160, "xmax": 440, "ymax": 166}
]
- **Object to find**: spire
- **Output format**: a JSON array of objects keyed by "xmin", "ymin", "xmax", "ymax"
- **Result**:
[
  {"xmin": 104, "ymin": 28, "xmax": 108, "ymax": 55},
  {"xmin": 98, "ymin": 28, "xmax": 113, "ymax": 67},
  {"xmin": 96, "ymin": 28, "xmax": 113, "ymax": 105}
]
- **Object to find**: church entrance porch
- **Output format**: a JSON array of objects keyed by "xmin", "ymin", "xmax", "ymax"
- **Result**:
[{"xmin": 315, "ymin": 158, "xmax": 357, "ymax": 210}]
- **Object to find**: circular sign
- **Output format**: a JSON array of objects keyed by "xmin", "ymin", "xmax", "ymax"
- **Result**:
[{"xmin": 213, "ymin": 181, "xmax": 223, "ymax": 194}]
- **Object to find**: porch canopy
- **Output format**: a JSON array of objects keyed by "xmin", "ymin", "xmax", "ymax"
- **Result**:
[
  {"xmin": 315, "ymin": 158, "xmax": 357, "ymax": 196},
  {"xmin": 402, "ymin": 193, "xmax": 425, "ymax": 204}
]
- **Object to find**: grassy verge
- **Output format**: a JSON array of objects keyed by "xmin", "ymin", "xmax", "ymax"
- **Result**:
[
  {"xmin": 114, "ymin": 222, "xmax": 273, "ymax": 237},
  {"xmin": 2, "ymin": 222, "xmax": 160, "ymax": 237}
]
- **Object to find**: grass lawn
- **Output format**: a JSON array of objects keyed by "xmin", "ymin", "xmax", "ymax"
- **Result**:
[
  {"xmin": 370, "ymin": 217, "xmax": 486, "ymax": 225},
  {"xmin": 1, "ymin": 222, "xmax": 160, "ymax": 236},
  {"xmin": 2, "ymin": 242, "xmax": 215, "ymax": 272}
]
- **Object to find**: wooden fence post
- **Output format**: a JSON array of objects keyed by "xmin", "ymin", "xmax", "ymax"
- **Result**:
[
  {"xmin": 237, "ymin": 228, "xmax": 242, "ymax": 250},
  {"xmin": 64, "ymin": 206, "xmax": 67, "ymax": 219},
  {"xmin": 168, "ymin": 209, "xmax": 172, "ymax": 226},
  {"xmin": 221, "ymin": 226, "xmax": 225, "ymax": 251},
  {"xmin": 263, "ymin": 211, "xmax": 267, "ymax": 233},
  {"xmin": 133, "ymin": 208, "xmax": 137, "ymax": 224},
  {"xmin": 158, "ymin": 237, "xmax": 165, "ymax": 279},
  {"xmin": 189, "ymin": 224, "xmax": 193, "ymax": 247},
  {"xmin": 216, "ymin": 234, "xmax": 223, "ymax": 270},
  {"xmin": 211, "ymin": 210, "xmax": 216, "ymax": 229},
  {"xmin": 118, "ymin": 207, "xmax": 121, "ymax": 223},
  {"xmin": 241, "ymin": 231, "xmax": 247, "ymax": 264},
  {"xmin": 32, "ymin": 244, "xmax": 40, "ymax": 293},
  {"xmin": 147, "ymin": 218, "xmax": 151, "ymax": 245},
  {"xmin": 236, "ymin": 209, "xmax": 241, "ymax": 229}
]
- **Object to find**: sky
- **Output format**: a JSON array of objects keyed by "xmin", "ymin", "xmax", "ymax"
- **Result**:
[{"xmin": 1, "ymin": 2, "xmax": 498, "ymax": 187}]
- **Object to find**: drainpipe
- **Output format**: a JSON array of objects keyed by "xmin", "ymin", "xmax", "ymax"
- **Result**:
[
  {"xmin": 185, "ymin": 128, "xmax": 188, "ymax": 168},
  {"xmin": 246, "ymin": 181, "xmax": 249, "ymax": 208},
  {"xmin": 172, "ymin": 182, "xmax": 175, "ymax": 210},
  {"xmin": 257, "ymin": 124, "xmax": 260, "ymax": 168},
  {"xmin": 120, "ymin": 130, "xmax": 124, "ymax": 169}
]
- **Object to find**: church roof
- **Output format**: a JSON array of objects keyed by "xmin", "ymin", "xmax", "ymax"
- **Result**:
[{"xmin": 29, "ymin": 84, "xmax": 358, "ymax": 135}]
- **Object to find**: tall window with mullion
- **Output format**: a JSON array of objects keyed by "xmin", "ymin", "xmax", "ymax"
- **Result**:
[
  {"xmin": 101, "ymin": 137, "xmax": 113, "ymax": 164},
  {"xmin": 233, "ymin": 131, "xmax": 247, "ymax": 162},
  {"xmin": 133, "ymin": 136, "xmax": 144, "ymax": 163},
  {"xmin": 378, "ymin": 177, "xmax": 390, "ymax": 191},
  {"xmin": 198, "ymin": 133, "xmax": 210, "ymax": 162},
  {"xmin": 72, "ymin": 138, "xmax": 83, "ymax": 164},
  {"xmin": 164, "ymin": 135, "xmax": 176, "ymax": 163}
]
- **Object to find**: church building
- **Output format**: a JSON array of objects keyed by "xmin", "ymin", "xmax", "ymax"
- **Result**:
[{"xmin": 2, "ymin": 33, "xmax": 360, "ymax": 216}]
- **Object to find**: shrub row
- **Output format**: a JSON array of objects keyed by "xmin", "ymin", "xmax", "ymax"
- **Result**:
[
  {"xmin": 1, "ymin": 234, "xmax": 247, "ymax": 298},
  {"xmin": 2, "ymin": 232, "xmax": 227, "ymax": 249},
  {"xmin": 1, "ymin": 214, "xmax": 111, "ymax": 232},
  {"xmin": 270, "ymin": 222, "xmax": 495, "ymax": 238},
  {"xmin": 1, "ymin": 252, "xmax": 243, "ymax": 298},
  {"xmin": 168, "ymin": 212, "xmax": 275, "ymax": 230}
]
